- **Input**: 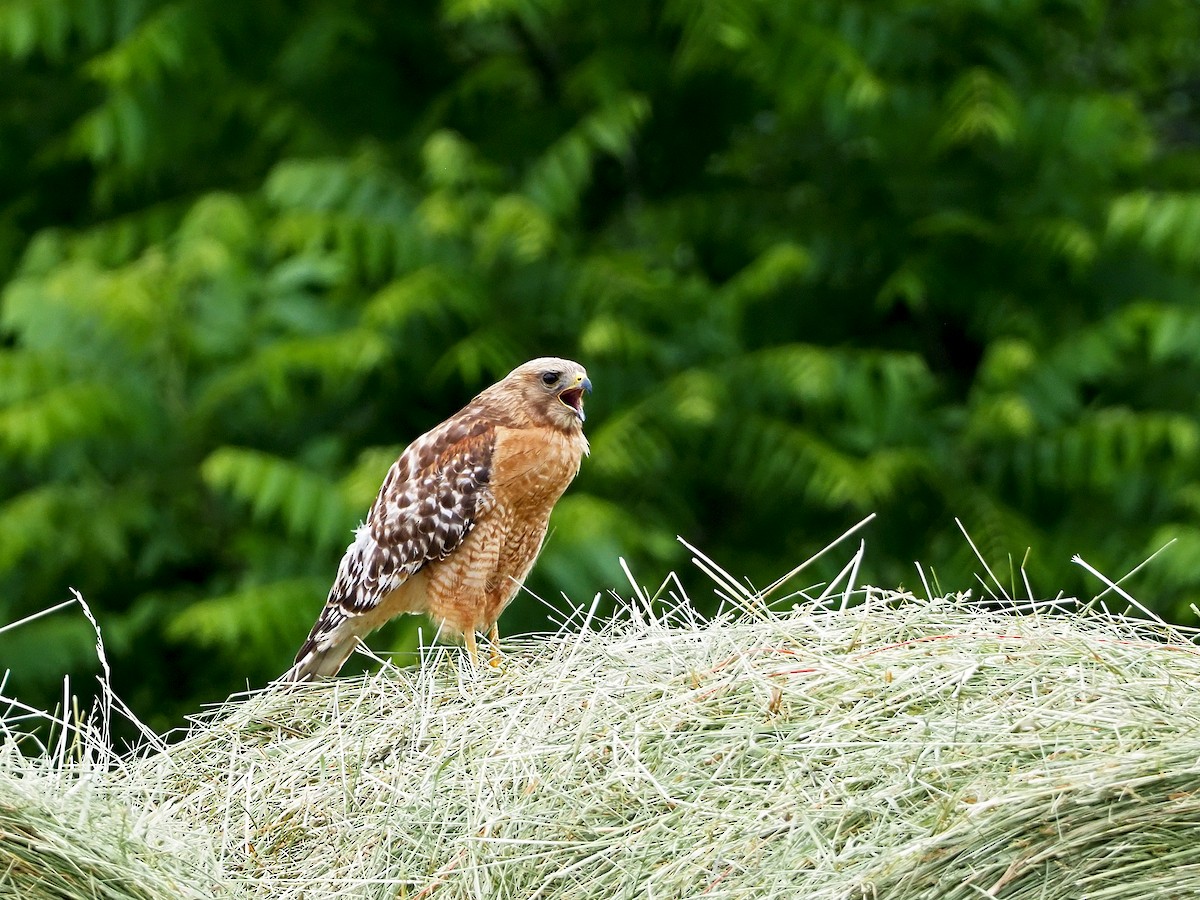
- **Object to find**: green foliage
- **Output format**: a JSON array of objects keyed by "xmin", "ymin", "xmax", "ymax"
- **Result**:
[{"xmin": 1, "ymin": 0, "xmax": 1200, "ymax": 734}]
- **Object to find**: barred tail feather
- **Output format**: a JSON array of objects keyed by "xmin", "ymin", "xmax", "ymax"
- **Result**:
[
  {"xmin": 282, "ymin": 635, "xmax": 360, "ymax": 681},
  {"xmin": 279, "ymin": 602, "xmax": 360, "ymax": 682}
]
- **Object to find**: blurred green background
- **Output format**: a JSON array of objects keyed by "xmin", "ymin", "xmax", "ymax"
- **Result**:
[{"xmin": 2, "ymin": 0, "xmax": 1200, "ymax": 735}]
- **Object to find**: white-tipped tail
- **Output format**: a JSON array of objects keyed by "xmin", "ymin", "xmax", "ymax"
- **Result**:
[{"xmin": 280, "ymin": 636, "xmax": 359, "ymax": 682}]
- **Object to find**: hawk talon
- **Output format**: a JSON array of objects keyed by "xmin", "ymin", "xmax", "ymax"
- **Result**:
[{"xmin": 487, "ymin": 623, "xmax": 504, "ymax": 669}]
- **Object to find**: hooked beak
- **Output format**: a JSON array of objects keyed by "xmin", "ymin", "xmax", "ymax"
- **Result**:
[{"xmin": 558, "ymin": 373, "xmax": 591, "ymax": 422}]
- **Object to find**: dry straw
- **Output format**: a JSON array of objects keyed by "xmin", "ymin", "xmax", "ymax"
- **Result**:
[{"xmin": 4, "ymin": 544, "xmax": 1200, "ymax": 899}]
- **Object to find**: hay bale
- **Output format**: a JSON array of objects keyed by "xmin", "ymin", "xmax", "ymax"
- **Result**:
[
  {"xmin": 0, "ymin": 747, "xmax": 218, "ymax": 900},
  {"xmin": 111, "ymin": 590, "xmax": 1200, "ymax": 899}
]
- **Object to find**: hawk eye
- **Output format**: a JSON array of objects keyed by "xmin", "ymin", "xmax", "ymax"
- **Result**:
[{"xmin": 541, "ymin": 372, "xmax": 560, "ymax": 385}]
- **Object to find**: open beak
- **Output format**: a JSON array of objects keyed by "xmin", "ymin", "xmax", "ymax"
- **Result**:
[{"xmin": 558, "ymin": 374, "xmax": 591, "ymax": 422}]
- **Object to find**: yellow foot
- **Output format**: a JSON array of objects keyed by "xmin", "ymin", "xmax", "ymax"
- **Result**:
[{"xmin": 488, "ymin": 623, "xmax": 504, "ymax": 670}]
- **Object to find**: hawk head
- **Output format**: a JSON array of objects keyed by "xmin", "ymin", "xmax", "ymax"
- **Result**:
[{"xmin": 496, "ymin": 357, "xmax": 591, "ymax": 430}]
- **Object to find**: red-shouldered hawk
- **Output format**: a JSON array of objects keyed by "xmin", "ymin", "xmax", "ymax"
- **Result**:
[{"xmin": 283, "ymin": 358, "xmax": 591, "ymax": 680}]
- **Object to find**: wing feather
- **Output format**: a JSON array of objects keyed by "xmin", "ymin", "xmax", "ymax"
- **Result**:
[
  {"xmin": 287, "ymin": 410, "xmax": 496, "ymax": 676},
  {"xmin": 346, "ymin": 415, "xmax": 495, "ymax": 611}
]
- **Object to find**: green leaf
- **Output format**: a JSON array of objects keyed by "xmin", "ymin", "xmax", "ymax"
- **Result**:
[{"xmin": 201, "ymin": 448, "xmax": 359, "ymax": 551}]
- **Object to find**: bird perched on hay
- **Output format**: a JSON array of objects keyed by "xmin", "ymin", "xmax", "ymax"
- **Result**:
[{"xmin": 283, "ymin": 357, "xmax": 591, "ymax": 681}]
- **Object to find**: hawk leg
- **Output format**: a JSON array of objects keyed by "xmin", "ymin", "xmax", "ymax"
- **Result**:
[
  {"xmin": 464, "ymin": 629, "xmax": 480, "ymax": 668},
  {"xmin": 488, "ymin": 622, "xmax": 502, "ymax": 668}
]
